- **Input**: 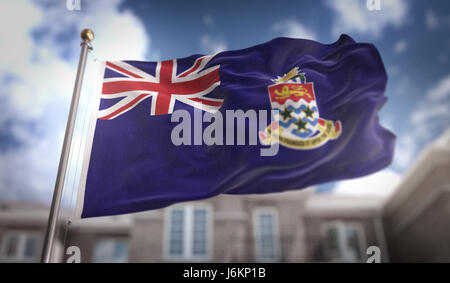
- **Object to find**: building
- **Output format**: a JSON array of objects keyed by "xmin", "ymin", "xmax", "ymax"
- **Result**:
[
  {"xmin": 0, "ymin": 128, "xmax": 449, "ymax": 263},
  {"xmin": 383, "ymin": 128, "xmax": 450, "ymax": 262}
]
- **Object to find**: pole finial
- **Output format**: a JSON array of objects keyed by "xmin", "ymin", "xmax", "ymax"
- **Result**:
[{"xmin": 81, "ymin": 29, "xmax": 94, "ymax": 42}]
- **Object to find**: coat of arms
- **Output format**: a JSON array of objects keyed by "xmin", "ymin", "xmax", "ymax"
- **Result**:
[{"xmin": 259, "ymin": 67, "xmax": 342, "ymax": 149}]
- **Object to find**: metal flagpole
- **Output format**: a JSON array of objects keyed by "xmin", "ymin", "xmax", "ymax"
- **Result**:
[{"xmin": 41, "ymin": 29, "xmax": 94, "ymax": 263}]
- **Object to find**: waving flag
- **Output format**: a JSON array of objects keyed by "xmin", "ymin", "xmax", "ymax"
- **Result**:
[{"xmin": 76, "ymin": 35, "xmax": 395, "ymax": 218}]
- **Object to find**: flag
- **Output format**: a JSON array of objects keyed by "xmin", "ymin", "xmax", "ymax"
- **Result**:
[{"xmin": 76, "ymin": 34, "xmax": 395, "ymax": 218}]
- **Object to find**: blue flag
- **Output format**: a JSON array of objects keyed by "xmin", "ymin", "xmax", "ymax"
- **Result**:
[{"xmin": 77, "ymin": 35, "xmax": 395, "ymax": 218}]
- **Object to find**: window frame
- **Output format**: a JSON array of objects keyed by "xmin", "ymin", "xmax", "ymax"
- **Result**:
[
  {"xmin": 163, "ymin": 203, "xmax": 213, "ymax": 261},
  {"xmin": 252, "ymin": 207, "xmax": 281, "ymax": 262},
  {"xmin": 320, "ymin": 220, "xmax": 367, "ymax": 263},
  {"xmin": 0, "ymin": 230, "xmax": 41, "ymax": 262}
]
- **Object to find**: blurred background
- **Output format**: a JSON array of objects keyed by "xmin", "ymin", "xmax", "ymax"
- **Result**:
[{"xmin": 0, "ymin": 0, "xmax": 449, "ymax": 262}]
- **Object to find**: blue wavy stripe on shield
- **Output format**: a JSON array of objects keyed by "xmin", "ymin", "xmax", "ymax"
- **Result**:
[{"xmin": 291, "ymin": 127, "xmax": 313, "ymax": 138}]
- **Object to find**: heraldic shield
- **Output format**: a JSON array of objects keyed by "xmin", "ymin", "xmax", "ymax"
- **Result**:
[{"xmin": 259, "ymin": 67, "xmax": 342, "ymax": 149}]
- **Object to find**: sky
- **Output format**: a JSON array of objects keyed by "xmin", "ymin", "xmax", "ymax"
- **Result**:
[{"xmin": 0, "ymin": 0, "xmax": 449, "ymax": 204}]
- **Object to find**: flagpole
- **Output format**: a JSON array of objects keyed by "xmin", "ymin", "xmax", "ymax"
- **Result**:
[{"xmin": 41, "ymin": 29, "xmax": 94, "ymax": 263}]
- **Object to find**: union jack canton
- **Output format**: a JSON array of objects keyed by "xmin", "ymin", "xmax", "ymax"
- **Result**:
[{"xmin": 99, "ymin": 55, "xmax": 223, "ymax": 119}]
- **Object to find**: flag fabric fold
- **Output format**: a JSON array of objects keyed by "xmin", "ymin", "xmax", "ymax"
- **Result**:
[{"xmin": 77, "ymin": 34, "xmax": 395, "ymax": 218}]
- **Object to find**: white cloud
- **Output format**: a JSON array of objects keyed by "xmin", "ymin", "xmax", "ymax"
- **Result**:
[
  {"xmin": 393, "ymin": 134, "xmax": 417, "ymax": 169},
  {"xmin": 426, "ymin": 74, "xmax": 450, "ymax": 101},
  {"xmin": 411, "ymin": 74, "xmax": 450, "ymax": 126},
  {"xmin": 271, "ymin": 19, "xmax": 316, "ymax": 40},
  {"xmin": 393, "ymin": 73, "xmax": 450, "ymax": 170},
  {"xmin": 30, "ymin": 0, "xmax": 150, "ymax": 62},
  {"xmin": 0, "ymin": 0, "xmax": 150, "ymax": 203},
  {"xmin": 200, "ymin": 34, "xmax": 228, "ymax": 54},
  {"xmin": 326, "ymin": 0, "xmax": 408, "ymax": 38},
  {"xmin": 334, "ymin": 170, "xmax": 401, "ymax": 198},
  {"xmin": 411, "ymin": 104, "xmax": 449, "ymax": 125},
  {"xmin": 393, "ymin": 39, "xmax": 407, "ymax": 54},
  {"xmin": 426, "ymin": 9, "xmax": 439, "ymax": 30},
  {"xmin": 0, "ymin": 1, "xmax": 42, "ymax": 73}
]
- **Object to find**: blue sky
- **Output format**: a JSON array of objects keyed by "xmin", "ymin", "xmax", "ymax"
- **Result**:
[{"xmin": 0, "ymin": 0, "xmax": 449, "ymax": 203}]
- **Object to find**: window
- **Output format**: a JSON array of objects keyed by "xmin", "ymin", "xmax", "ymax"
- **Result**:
[
  {"xmin": 165, "ymin": 204, "xmax": 211, "ymax": 260},
  {"xmin": 192, "ymin": 209, "xmax": 207, "ymax": 256},
  {"xmin": 0, "ymin": 231, "xmax": 41, "ymax": 262},
  {"xmin": 92, "ymin": 238, "xmax": 129, "ymax": 263},
  {"xmin": 321, "ymin": 221, "xmax": 366, "ymax": 262},
  {"xmin": 253, "ymin": 208, "xmax": 280, "ymax": 262},
  {"xmin": 168, "ymin": 209, "xmax": 184, "ymax": 256}
]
